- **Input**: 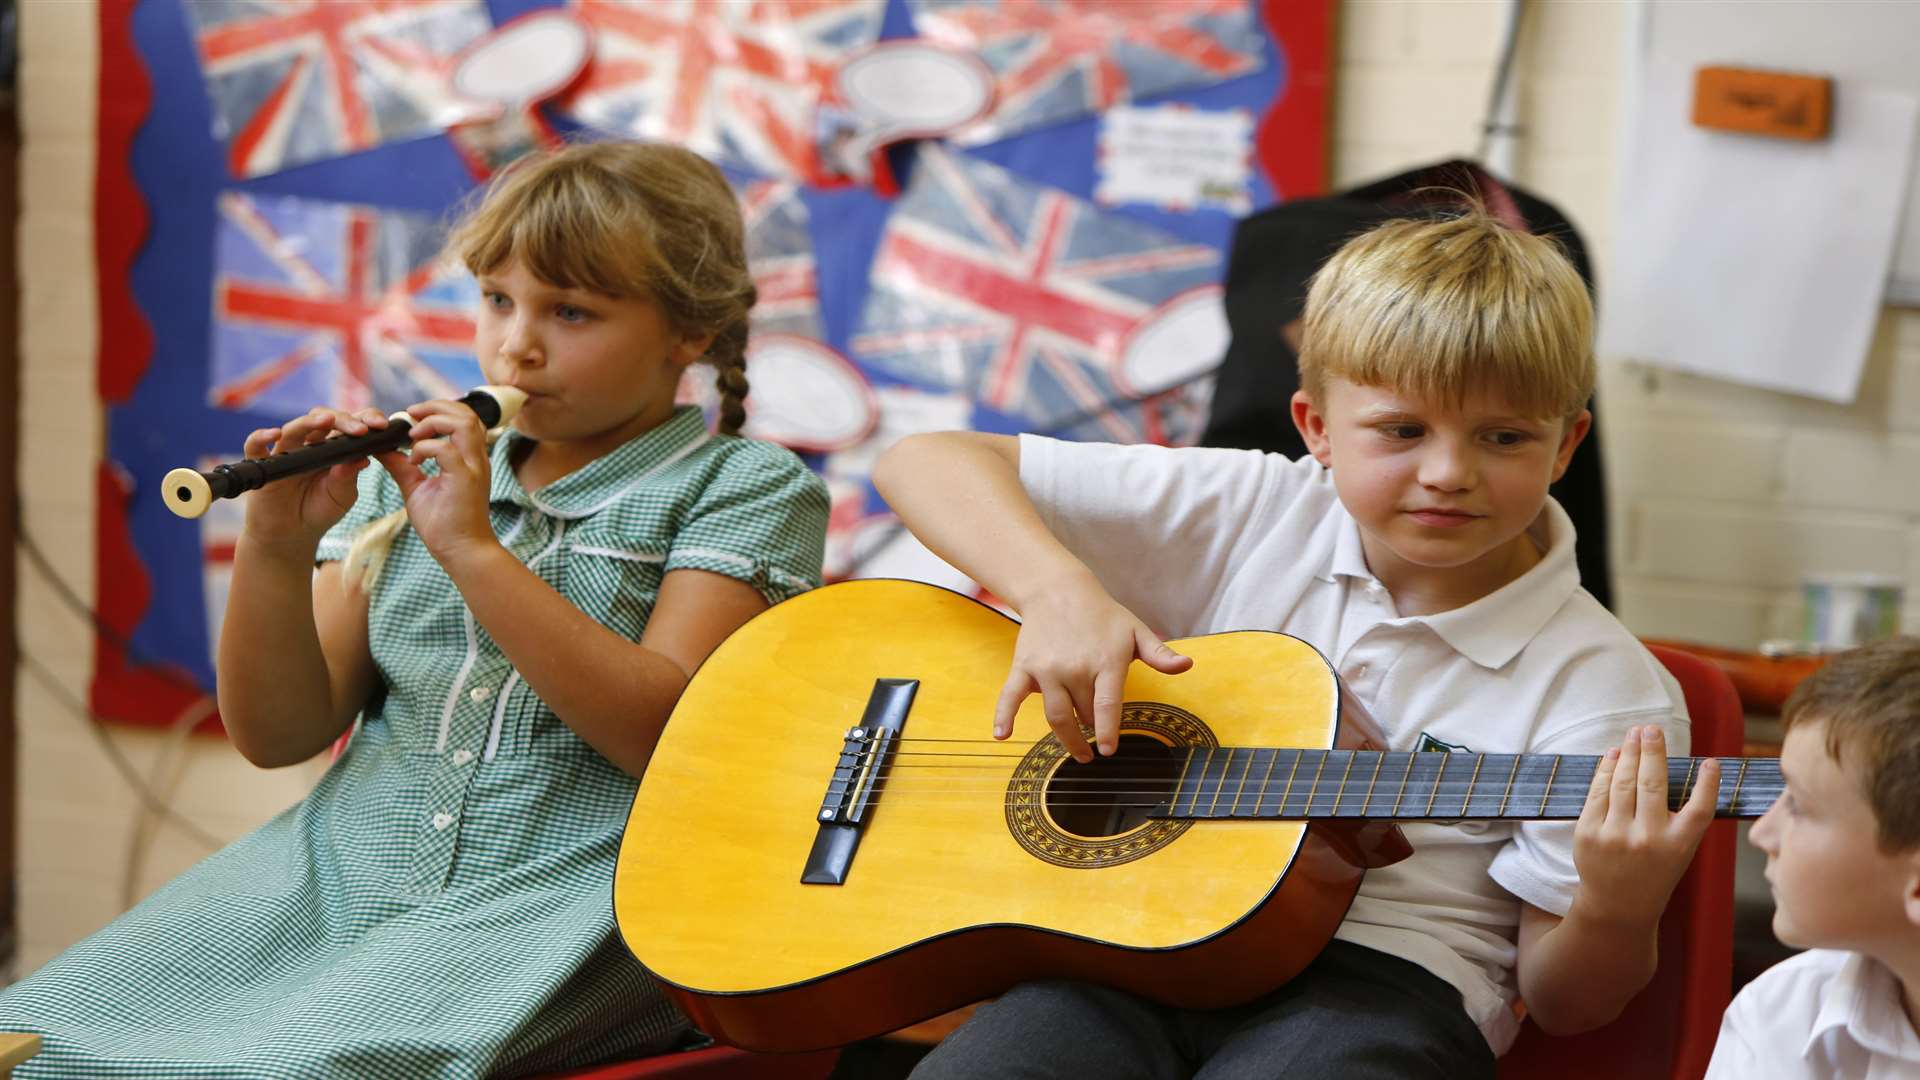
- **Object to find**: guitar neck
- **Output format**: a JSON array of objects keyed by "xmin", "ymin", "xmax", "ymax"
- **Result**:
[{"xmin": 1156, "ymin": 748, "xmax": 1780, "ymax": 822}]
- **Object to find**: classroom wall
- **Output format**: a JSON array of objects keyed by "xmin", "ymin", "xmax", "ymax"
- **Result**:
[
  {"xmin": 8, "ymin": 0, "xmax": 1917, "ymax": 974},
  {"xmin": 10, "ymin": 0, "xmax": 328, "ymax": 976},
  {"xmin": 1337, "ymin": 0, "xmax": 1920, "ymax": 649}
]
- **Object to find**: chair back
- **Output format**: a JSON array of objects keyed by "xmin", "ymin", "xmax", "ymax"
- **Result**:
[{"xmin": 1497, "ymin": 643, "xmax": 1744, "ymax": 1080}]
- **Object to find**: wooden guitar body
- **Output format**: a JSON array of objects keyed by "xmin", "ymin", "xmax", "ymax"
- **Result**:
[{"xmin": 614, "ymin": 579, "xmax": 1408, "ymax": 1052}]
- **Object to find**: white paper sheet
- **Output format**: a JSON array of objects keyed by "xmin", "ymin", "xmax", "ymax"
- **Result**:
[
  {"xmin": 1599, "ymin": 61, "xmax": 1919, "ymax": 402},
  {"xmin": 1095, "ymin": 105, "xmax": 1253, "ymax": 214}
]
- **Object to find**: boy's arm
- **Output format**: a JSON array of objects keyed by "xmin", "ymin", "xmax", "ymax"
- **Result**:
[
  {"xmin": 1514, "ymin": 725, "xmax": 1719, "ymax": 1033},
  {"xmin": 873, "ymin": 432, "xmax": 1190, "ymax": 761},
  {"xmin": 873, "ymin": 433, "xmax": 1081, "ymax": 609}
]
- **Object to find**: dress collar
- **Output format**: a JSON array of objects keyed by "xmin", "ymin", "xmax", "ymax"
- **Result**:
[{"xmin": 488, "ymin": 406, "xmax": 713, "ymax": 520}]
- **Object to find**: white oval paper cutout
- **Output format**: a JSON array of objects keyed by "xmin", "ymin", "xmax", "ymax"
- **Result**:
[
  {"xmin": 1116, "ymin": 286, "xmax": 1230, "ymax": 398},
  {"xmin": 836, "ymin": 42, "xmax": 994, "ymax": 137},
  {"xmin": 741, "ymin": 334, "xmax": 880, "ymax": 453},
  {"xmin": 451, "ymin": 11, "xmax": 592, "ymax": 107}
]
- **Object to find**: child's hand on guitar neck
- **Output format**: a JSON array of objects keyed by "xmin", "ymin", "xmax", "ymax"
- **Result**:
[
  {"xmin": 1569, "ymin": 725, "xmax": 1720, "ymax": 929},
  {"xmin": 996, "ymin": 572, "xmax": 1192, "ymax": 762}
]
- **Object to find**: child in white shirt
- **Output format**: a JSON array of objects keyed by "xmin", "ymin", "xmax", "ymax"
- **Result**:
[
  {"xmin": 876, "ymin": 211, "xmax": 1717, "ymax": 1077},
  {"xmin": 1706, "ymin": 635, "xmax": 1920, "ymax": 1079}
]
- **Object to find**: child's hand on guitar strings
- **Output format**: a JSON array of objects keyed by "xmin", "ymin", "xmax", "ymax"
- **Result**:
[
  {"xmin": 1569, "ymin": 725, "xmax": 1719, "ymax": 929},
  {"xmin": 995, "ymin": 574, "xmax": 1192, "ymax": 762}
]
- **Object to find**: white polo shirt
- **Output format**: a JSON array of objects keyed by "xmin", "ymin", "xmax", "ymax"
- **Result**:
[
  {"xmin": 1019, "ymin": 436, "xmax": 1690, "ymax": 1053},
  {"xmin": 1706, "ymin": 950, "xmax": 1920, "ymax": 1080}
]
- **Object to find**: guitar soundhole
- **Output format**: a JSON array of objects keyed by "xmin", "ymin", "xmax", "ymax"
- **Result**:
[
  {"xmin": 1005, "ymin": 702, "xmax": 1212, "ymax": 869},
  {"xmin": 1046, "ymin": 735, "xmax": 1185, "ymax": 839}
]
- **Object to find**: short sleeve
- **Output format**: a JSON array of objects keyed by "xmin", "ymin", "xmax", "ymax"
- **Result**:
[
  {"xmin": 314, "ymin": 463, "xmax": 404, "ymax": 564},
  {"xmin": 666, "ymin": 443, "xmax": 829, "ymax": 604},
  {"xmin": 1487, "ymin": 703, "xmax": 1690, "ymax": 916},
  {"xmin": 1017, "ymin": 434, "xmax": 1314, "ymax": 636}
]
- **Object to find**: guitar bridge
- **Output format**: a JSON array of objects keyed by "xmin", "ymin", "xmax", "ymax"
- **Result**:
[{"xmin": 801, "ymin": 678, "xmax": 917, "ymax": 885}]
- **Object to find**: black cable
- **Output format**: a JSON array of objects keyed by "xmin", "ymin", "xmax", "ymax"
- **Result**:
[
  {"xmin": 14, "ymin": 504, "xmax": 211, "ymax": 698},
  {"xmin": 1476, "ymin": 0, "xmax": 1528, "ymax": 161},
  {"xmin": 15, "ymin": 652, "xmax": 222, "ymax": 850},
  {"xmin": 12, "ymin": 500, "xmax": 224, "ymax": 847}
]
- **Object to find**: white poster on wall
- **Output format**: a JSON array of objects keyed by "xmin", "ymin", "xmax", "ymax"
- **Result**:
[
  {"xmin": 1600, "ymin": 61, "xmax": 1918, "ymax": 402},
  {"xmin": 1095, "ymin": 105, "xmax": 1253, "ymax": 214}
]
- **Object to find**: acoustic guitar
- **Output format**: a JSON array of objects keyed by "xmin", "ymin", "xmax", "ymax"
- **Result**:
[{"xmin": 613, "ymin": 579, "xmax": 1778, "ymax": 1053}]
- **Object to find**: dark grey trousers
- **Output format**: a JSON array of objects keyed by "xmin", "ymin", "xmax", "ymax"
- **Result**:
[{"xmin": 907, "ymin": 942, "xmax": 1495, "ymax": 1080}]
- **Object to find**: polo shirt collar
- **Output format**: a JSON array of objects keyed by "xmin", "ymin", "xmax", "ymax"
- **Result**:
[
  {"xmin": 1804, "ymin": 953, "xmax": 1920, "ymax": 1062},
  {"xmin": 1320, "ymin": 497, "xmax": 1582, "ymax": 671},
  {"xmin": 488, "ymin": 406, "xmax": 712, "ymax": 520}
]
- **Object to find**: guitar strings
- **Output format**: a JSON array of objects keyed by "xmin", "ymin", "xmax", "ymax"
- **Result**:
[
  {"xmin": 840, "ymin": 775, "xmax": 1782, "ymax": 811},
  {"xmin": 806, "ymin": 740, "xmax": 1777, "ymax": 810},
  {"xmin": 840, "ymin": 791, "xmax": 1781, "ymax": 807}
]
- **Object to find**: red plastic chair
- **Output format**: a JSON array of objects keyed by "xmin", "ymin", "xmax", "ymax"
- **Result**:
[{"xmin": 1497, "ymin": 643, "xmax": 1744, "ymax": 1080}]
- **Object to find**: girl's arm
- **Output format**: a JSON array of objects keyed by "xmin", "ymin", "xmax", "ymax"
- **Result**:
[
  {"xmin": 218, "ymin": 552, "xmax": 376, "ymax": 767},
  {"xmin": 218, "ymin": 410, "xmax": 385, "ymax": 767},
  {"xmin": 873, "ymin": 432, "xmax": 1189, "ymax": 762},
  {"xmin": 434, "ymin": 547, "xmax": 765, "ymax": 777}
]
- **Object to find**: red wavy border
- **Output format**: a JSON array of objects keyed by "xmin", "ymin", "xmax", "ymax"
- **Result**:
[
  {"xmin": 1258, "ymin": 0, "xmax": 1332, "ymax": 200},
  {"xmin": 93, "ymin": 0, "xmax": 211, "ymax": 728},
  {"xmin": 96, "ymin": 0, "xmax": 150, "ymax": 403}
]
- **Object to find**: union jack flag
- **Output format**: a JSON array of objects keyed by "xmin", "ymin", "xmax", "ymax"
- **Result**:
[
  {"xmin": 821, "ymin": 384, "xmax": 973, "ymax": 582},
  {"xmin": 557, "ymin": 0, "xmax": 885, "ymax": 182},
  {"xmin": 209, "ymin": 192, "xmax": 482, "ymax": 420},
  {"xmin": 908, "ymin": 0, "xmax": 1265, "ymax": 145},
  {"xmin": 851, "ymin": 146, "xmax": 1223, "ymax": 443},
  {"xmin": 742, "ymin": 181, "xmax": 824, "ymax": 341},
  {"xmin": 182, "ymin": 0, "xmax": 494, "ymax": 178},
  {"xmin": 679, "ymin": 179, "xmax": 826, "ymax": 413}
]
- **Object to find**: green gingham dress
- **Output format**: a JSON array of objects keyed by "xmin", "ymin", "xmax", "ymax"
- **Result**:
[{"xmin": 0, "ymin": 407, "xmax": 829, "ymax": 1079}]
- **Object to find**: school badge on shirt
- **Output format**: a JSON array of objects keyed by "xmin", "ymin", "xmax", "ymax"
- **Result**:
[{"xmin": 1414, "ymin": 732, "xmax": 1471, "ymax": 754}]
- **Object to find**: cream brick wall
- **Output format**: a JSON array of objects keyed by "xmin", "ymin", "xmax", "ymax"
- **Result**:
[
  {"xmin": 1334, "ymin": 0, "xmax": 1920, "ymax": 651},
  {"xmin": 11, "ymin": 0, "xmax": 324, "ymax": 977}
]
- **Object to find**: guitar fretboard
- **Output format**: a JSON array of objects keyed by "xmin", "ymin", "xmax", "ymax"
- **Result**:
[{"xmin": 1154, "ymin": 748, "xmax": 1779, "ymax": 822}]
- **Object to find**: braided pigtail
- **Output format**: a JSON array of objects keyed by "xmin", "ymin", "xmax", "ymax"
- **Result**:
[
  {"xmin": 341, "ymin": 508, "xmax": 408, "ymax": 594},
  {"xmin": 709, "ymin": 317, "xmax": 752, "ymax": 437}
]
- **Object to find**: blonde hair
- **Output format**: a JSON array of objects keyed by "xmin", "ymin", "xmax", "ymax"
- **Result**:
[
  {"xmin": 344, "ymin": 141, "xmax": 756, "ymax": 593},
  {"xmin": 1298, "ymin": 210, "xmax": 1594, "ymax": 419},
  {"xmin": 1781, "ymin": 635, "xmax": 1920, "ymax": 853}
]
